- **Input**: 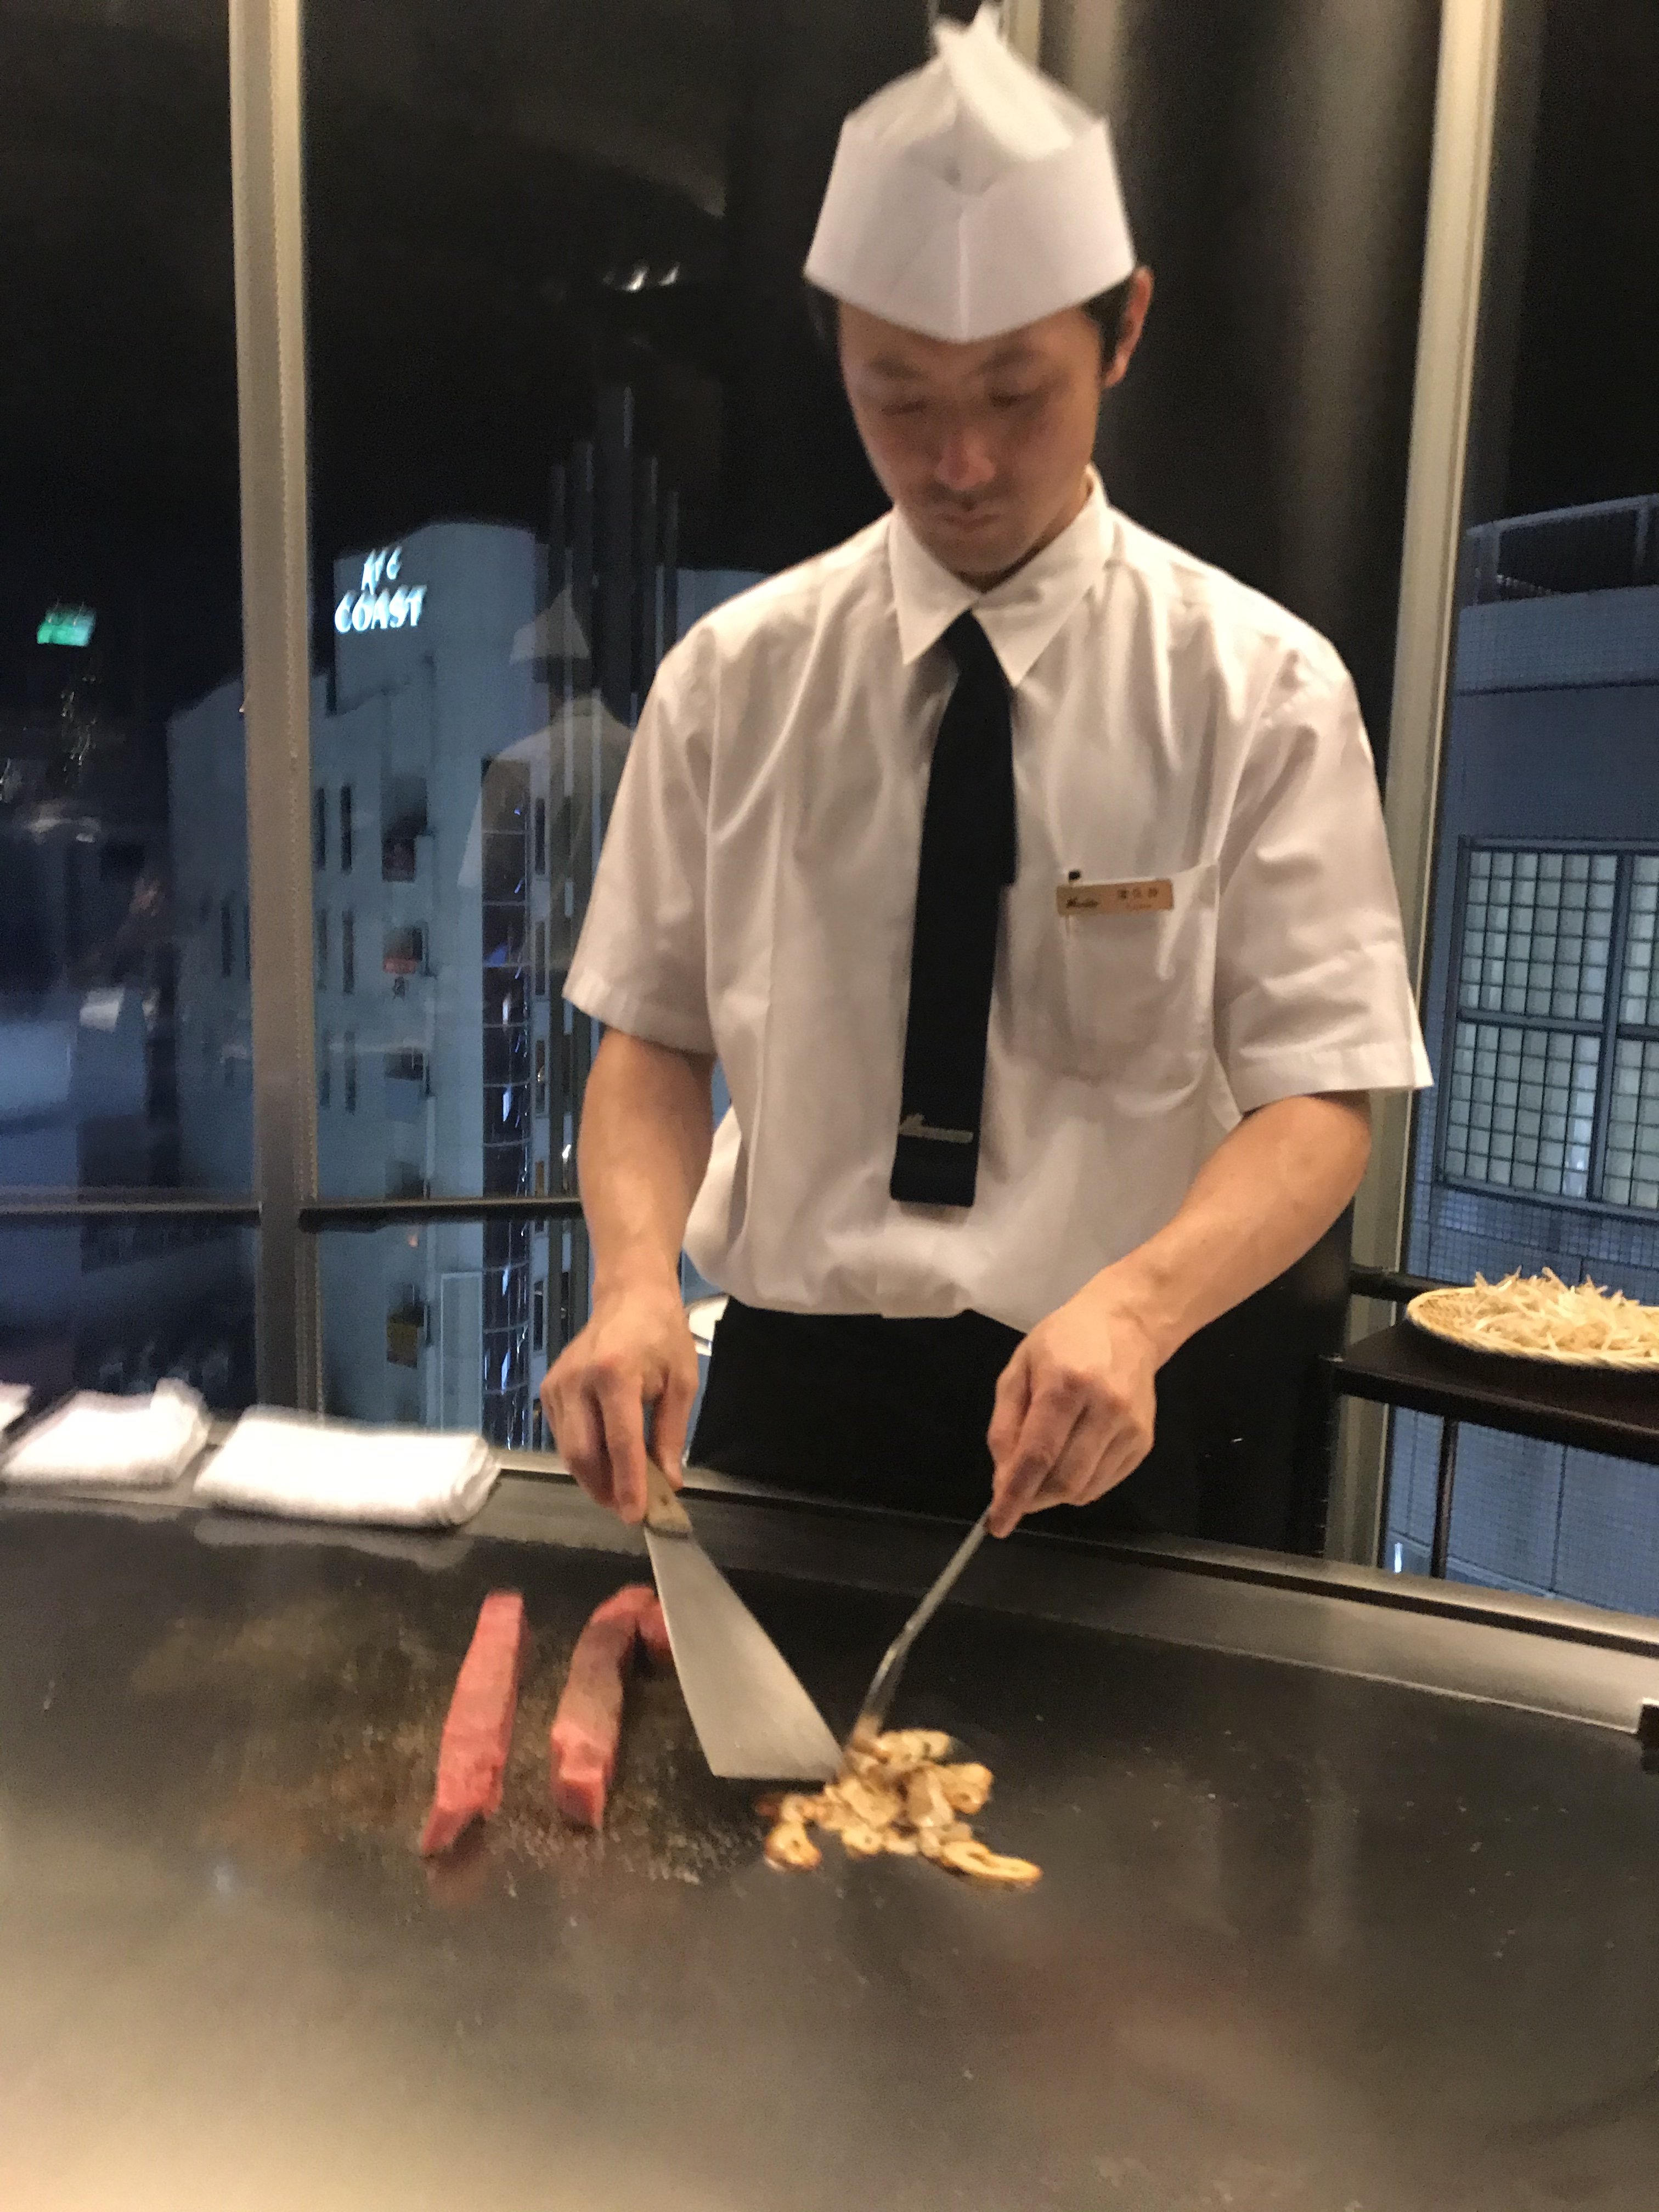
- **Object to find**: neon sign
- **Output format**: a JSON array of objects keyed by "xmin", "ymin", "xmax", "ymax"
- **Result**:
[
  {"xmin": 335, "ymin": 545, "xmax": 427, "ymax": 635},
  {"xmin": 38, "ymin": 606, "xmax": 96, "ymax": 647}
]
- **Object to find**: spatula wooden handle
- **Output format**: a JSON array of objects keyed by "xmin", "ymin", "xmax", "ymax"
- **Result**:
[{"xmin": 644, "ymin": 1458, "xmax": 693, "ymax": 1536}]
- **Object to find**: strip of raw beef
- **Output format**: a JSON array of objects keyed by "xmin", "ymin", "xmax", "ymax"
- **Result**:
[
  {"xmin": 419, "ymin": 1590, "xmax": 531, "ymax": 1856},
  {"xmin": 549, "ymin": 1583, "xmax": 669, "ymax": 1828},
  {"xmin": 637, "ymin": 1592, "xmax": 673, "ymax": 1669}
]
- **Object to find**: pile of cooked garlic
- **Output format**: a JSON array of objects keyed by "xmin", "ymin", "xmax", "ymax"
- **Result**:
[{"xmin": 761, "ymin": 1727, "xmax": 1039, "ymax": 1886}]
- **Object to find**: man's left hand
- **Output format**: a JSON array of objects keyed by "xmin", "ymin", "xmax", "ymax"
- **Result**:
[{"xmin": 986, "ymin": 1279, "xmax": 1161, "ymax": 1537}]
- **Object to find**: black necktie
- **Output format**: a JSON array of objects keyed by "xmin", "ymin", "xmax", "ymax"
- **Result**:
[{"xmin": 890, "ymin": 612, "xmax": 1016, "ymax": 1209}]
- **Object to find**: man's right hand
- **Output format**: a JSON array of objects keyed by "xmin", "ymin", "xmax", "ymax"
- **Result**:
[{"xmin": 540, "ymin": 1273, "xmax": 700, "ymax": 1524}]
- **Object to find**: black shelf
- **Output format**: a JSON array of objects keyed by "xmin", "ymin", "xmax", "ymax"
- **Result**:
[
  {"xmin": 1329, "ymin": 1322, "xmax": 1659, "ymax": 1469},
  {"xmin": 1328, "ymin": 1321, "xmax": 1659, "ymax": 1578}
]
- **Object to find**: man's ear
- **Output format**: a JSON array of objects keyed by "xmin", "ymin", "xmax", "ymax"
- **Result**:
[{"xmin": 1104, "ymin": 266, "xmax": 1155, "ymax": 391}]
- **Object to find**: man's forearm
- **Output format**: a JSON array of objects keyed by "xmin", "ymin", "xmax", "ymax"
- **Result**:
[
  {"xmin": 578, "ymin": 1030, "xmax": 715, "ymax": 1297},
  {"xmin": 1097, "ymin": 1093, "xmax": 1372, "ymax": 1365}
]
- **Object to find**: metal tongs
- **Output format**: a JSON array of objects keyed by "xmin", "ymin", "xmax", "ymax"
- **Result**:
[{"xmin": 849, "ymin": 1508, "xmax": 990, "ymax": 1746}]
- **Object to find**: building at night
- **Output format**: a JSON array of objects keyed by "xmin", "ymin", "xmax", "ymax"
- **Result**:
[
  {"xmin": 170, "ymin": 479, "xmax": 758, "ymax": 1446},
  {"xmin": 1391, "ymin": 494, "xmax": 1659, "ymax": 1609}
]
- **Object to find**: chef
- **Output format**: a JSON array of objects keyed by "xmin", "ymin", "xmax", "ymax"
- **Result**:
[{"xmin": 543, "ymin": 5, "xmax": 1429, "ymax": 1539}]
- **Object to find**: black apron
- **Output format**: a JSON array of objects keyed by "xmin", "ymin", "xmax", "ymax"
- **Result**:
[{"xmin": 689, "ymin": 1221, "xmax": 1349, "ymax": 1548}]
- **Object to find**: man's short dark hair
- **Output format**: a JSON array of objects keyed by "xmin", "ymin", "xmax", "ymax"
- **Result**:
[{"xmin": 802, "ymin": 273, "xmax": 1136, "ymax": 362}]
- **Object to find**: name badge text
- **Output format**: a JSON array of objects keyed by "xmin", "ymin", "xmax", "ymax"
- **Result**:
[{"xmin": 1056, "ymin": 878, "xmax": 1174, "ymax": 917}]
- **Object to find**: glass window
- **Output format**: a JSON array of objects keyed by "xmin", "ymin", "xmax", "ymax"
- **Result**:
[
  {"xmin": 339, "ymin": 785, "xmax": 353, "ymax": 874},
  {"xmin": 341, "ymin": 910, "xmax": 355, "ymax": 995},
  {"xmin": 319, "ymin": 1029, "xmax": 332, "ymax": 1110},
  {"xmin": 1434, "ymin": 844, "xmax": 1659, "ymax": 1210},
  {"xmin": 1392, "ymin": 1, "xmax": 1659, "ymax": 1608},
  {"xmin": 300, "ymin": 0, "xmax": 911, "ymax": 1444},
  {"xmin": 383, "ymin": 924, "xmax": 425, "ymax": 978},
  {"xmin": 315, "ymin": 908, "xmax": 329, "ymax": 991},
  {"xmin": 1, "ymin": 4, "xmax": 255, "ymax": 1319},
  {"xmin": 314, "ymin": 787, "xmax": 328, "ymax": 871},
  {"xmin": 0, "ymin": 1224, "xmax": 256, "ymax": 1413},
  {"xmin": 344, "ymin": 1031, "xmax": 357, "ymax": 1115}
]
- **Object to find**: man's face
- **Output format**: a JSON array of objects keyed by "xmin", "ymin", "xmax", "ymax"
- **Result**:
[{"xmin": 839, "ymin": 279, "xmax": 1149, "ymax": 586}]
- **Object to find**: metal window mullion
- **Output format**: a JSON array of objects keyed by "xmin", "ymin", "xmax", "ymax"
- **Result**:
[
  {"xmin": 1333, "ymin": 0, "xmax": 1505, "ymax": 1566},
  {"xmin": 228, "ymin": 0, "xmax": 320, "ymax": 1408},
  {"xmin": 1434, "ymin": 839, "xmax": 1474, "ymax": 1186},
  {"xmin": 1588, "ymin": 855, "xmax": 1635, "ymax": 1200},
  {"xmin": 1452, "ymin": 1010, "xmax": 1606, "ymax": 1040},
  {"xmin": 1350, "ymin": 0, "xmax": 1507, "ymax": 1278}
]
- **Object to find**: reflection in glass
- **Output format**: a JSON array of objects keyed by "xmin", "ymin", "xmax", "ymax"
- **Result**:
[
  {"xmin": 296, "ymin": 0, "xmax": 913, "ymax": 1442},
  {"xmin": 1395, "ymin": 0, "xmax": 1659, "ymax": 1610},
  {"xmin": 0, "ymin": 1226, "xmax": 255, "ymax": 1412},
  {"xmin": 1, "ymin": 5, "xmax": 259, "ymax": 1393}
]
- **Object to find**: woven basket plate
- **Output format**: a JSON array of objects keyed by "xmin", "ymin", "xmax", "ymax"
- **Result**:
[{"xmin": 1406, "ymin": 1287, "xmax": 1659, "ymax": 1372}]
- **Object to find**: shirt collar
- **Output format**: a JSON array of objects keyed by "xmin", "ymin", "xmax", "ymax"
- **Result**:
[{"xmin": 887, "ymin": 469, "xmax": 1116, "ymax": 690}]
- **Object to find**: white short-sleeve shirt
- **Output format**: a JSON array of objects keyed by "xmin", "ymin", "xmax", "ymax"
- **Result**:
[{"xmin": 566, "ymin": 476, "xmax": 1430, "ymax": 1334}]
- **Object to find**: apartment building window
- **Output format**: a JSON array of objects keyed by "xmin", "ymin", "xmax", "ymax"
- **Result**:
[
  {"xmin": 382, "ymin": 771, "xmax": 426, "ymax": 882},
  {"xmin": 344, "ymin": 1030, "xmax": 357, "ymax": 1113},
  {"xmin": 341, "ymin": 909, "xmax": 356, "ymax": 994},
  {"xmin": 532, "ymin": 1280, "xmax": 545, "ymax": 1352},
  {"xmin": 1439, "ymin": 845, "xmax": 1659, "ymax": 1206},
  {"xmin": 314, "ymin": 787, "xmax": 328, "ymax": 870},
  {"xmin": 534, "ymin": 921, "xmax": 547, "ymax": 998},
  {"xmin": 534, "ymin": 797, "xmax": 547, "ymax": 876},
  {"xmin": 219, "ymin": 896, "xmax": 234, "ymax": 979},
  {"xmin": 534, "ymin": 1035, "xmax": 548, "ymax": 1114},
  {"xmin": 340, "ymin": 783, "xmax": 354, "ymax": 874},
  {"xmin": 315, "ymin": 907, "xmax": 328, "ymax": 990},
  {"xmin": 318, "ymin": 1029, "xmax": 332, "ymax": 1108},
  {"xmin": 383, "ymin": 924, "xmax": 425, "ymax": 977}
]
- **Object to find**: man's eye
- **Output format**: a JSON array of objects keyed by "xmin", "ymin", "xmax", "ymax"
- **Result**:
[
  {"xmin": 989, "ymin": 390, "xmax": 1040, "ymax": 410},
  {"xmin": 882, "ymin": 400, "xmax": 928, "ymax": 420}
]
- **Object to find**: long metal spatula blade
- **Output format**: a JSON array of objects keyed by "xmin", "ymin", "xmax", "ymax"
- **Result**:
[{"xmin": 644, "ymin": 1466, "xmax": 839, "ymax": 1783}]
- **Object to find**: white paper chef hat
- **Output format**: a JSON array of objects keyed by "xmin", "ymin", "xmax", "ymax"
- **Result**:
[{"xmin": 804, "ymin": 3, "xmax": 1135, "ymax": 345}]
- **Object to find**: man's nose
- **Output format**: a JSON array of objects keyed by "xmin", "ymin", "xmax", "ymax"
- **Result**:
[{"xmin": 934, "ymin": 425, "xmax": 997, "ymax": 495}]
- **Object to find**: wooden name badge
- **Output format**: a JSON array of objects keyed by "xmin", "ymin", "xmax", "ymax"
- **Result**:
[{"xmin": 1056, "ymin": 877, "xmax": 1174, "ymax": 917}]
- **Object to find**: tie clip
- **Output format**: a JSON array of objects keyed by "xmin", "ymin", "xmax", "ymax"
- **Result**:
[
  {"xmin": 898, "ymin": 1113, "xmax": 975, "ymax": 1146},
  {"xmin": 1057, "ymin": 877, "xmax": 1173, "ymax": 917}
]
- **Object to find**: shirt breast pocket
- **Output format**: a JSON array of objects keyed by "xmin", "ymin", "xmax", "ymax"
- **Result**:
[{"xmin": 1042, "ymin": 861, "xmax": 1220, "ymax": 1084}]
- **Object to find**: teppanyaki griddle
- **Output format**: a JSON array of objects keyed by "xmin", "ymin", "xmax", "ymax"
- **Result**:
[{"xmin": 2, "ymin": 1476, "xmax": 1658, "ymax": 2212}]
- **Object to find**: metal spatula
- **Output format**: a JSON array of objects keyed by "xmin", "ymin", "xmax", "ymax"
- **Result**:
[
  {"xmin": 644, "ymin": 1463, "xmax": 840, "ymax": 1782},
  {"xmin": 850, "ymin": 1508, "xmax": 990, "ymax": 1745}
]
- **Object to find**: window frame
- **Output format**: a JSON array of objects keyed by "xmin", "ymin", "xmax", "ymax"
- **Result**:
[
  {"xmin": 0, "ymin": 0, "xmax": 1502, "ymax": 1474},
  {"xmin": 1436, "ymin": 836, "xmax": 1659, "ymax": 1218}
]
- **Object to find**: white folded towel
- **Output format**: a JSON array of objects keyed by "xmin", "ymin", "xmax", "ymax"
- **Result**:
[
  {"xmin": 0, "ymin": 1384, "xmax": 30, "ymax": 1436},
  {"xmin": 1, "ymin": 1380, "xmax": 212, "ymax": 1488},
  {"xmin": 194, "ymin": 1407, "xmax": 496, "ymax": 1528}
]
